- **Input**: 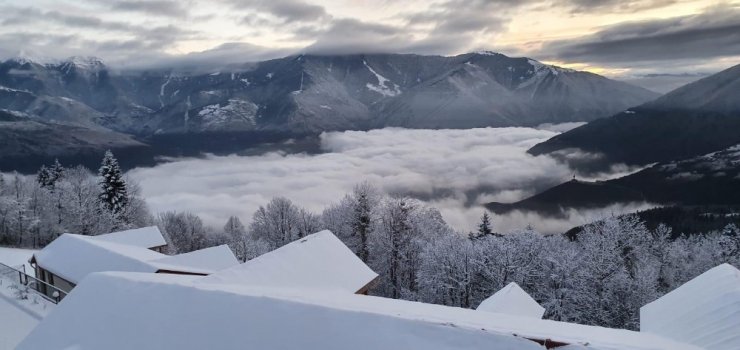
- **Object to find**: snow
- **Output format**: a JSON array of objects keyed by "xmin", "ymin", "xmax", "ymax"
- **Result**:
[
  {"xmin": 18, "ymin": 271, "xmax": 699, "ymax": 350},
  {"xmin": 477, "ymin": 282, "xmax": 545, "ymax": 319},
  {"xmin": 90, "ymin": 226, "xmax": 166, "ymax": 249},
  {"xmin": 197, "ymin": 99, "xmax": 258, "ymax": 128},
  {"xmin": 152, "ymin": 245, "xmax": 238, "ymax": 272},
  {"xmin": 240, "ymin": 78, "xmax": 250, "ymax": 85},
  {"xmin": 198, "ymin": 230, "xmax": 378, "ymax": 294},
  {"xmin": 159, "ymin": 76, "xmax": 171, "ymax": 108},
  {"xmin": 33, "ymin": 234, "xmax": 166, "ymax": 283},
  {"xmin": 640, "ymin": 263, "xmax": 740, "ymax": 350},
  {"xmin": 32, "ymin": 233, "xmax": 232, "ymax": 284},
  {"xmin": 363, "ymin": 60, "xmax": 401, "ymax": 97},
  {"xmin": 0, "ymin": 247, "xmax": 37, "ymax": 273},
  {"xmin": 0, "ymin": 252, "xmax": 54, "ymax": 350},
  {"xmin": 0, "ymin": 287, "xmax": 45, "ymax": 350}
]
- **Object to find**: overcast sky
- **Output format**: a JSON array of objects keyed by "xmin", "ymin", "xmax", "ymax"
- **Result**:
[{"xmin": 1, "ymin": 0, "xmax": 738, "ymax": 86}]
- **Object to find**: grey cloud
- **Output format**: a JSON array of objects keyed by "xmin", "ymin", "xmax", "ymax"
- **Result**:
[
  {"xmin": 229, "ymin": 0, "xmax": 328, "ymax": 24},
  {"xmin": 110, "ymin": 0, "xmax": 191, "ymax": 18},
  {"xmin": 564, "ymin": 0, "xmax": 677, "ymax": 13},
  {"xmin": 539, "ymin": 4, "xmax": 740, "ymax": 63}
]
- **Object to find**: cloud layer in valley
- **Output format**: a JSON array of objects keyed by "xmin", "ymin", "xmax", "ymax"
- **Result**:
[{"xmin": 128, "ymin": 127, "xmax": 652, "ymax": 234}]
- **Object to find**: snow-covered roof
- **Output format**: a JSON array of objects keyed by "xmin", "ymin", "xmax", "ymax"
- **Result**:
[
  {"xmin": 198, "ymin": 230, "xmax": 378, "ymax": 293},
  {"xmin": 18, "ymin": 271, "xmax": 700, "ymax": 350},
  {"xmin": 33, "ymin": 234, "xmax": 236, "ymax": 284},
  {"xmin": 152, "ymin": 245, "xmax": 238, "ymax": 272},
  {"xmin": 477, "ymin": 282, "xmax": 545, "ymax": 319},
  {"xmin": 640, "ymin": 263, "xmax": 740, "ymax": 350},
  {"xmin": 33, "ymin": 234, "xmax": 166, "ymax": 283},
  {"xmin": 90, "ymin": 226, "xmax": 166, "ymax": 249}
]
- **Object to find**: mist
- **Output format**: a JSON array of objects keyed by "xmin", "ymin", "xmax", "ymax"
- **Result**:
[{"xmin": 128, "ymin": 127, "xmax": 649, "ymax": 233}]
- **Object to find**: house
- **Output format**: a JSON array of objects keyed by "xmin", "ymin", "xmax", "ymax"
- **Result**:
[
  {"xmin": 197, "ymin": 230, "xmax": 379, "ymax": 294},
  {"xmin": 89, "ymin": 226, "xmax": 167, "ymax": 252},
  {"xmin": 18, "ymin": 230, "xmax": 721, "ymax": 350},
  {"xmin": 476, "ymin": 282, "xmax": 545, "ymax": 319},
  {"xmin": 640, "ymin": 263, "xmax": 740, "ymax": 350},
  {"xmin": 28, "ymin": 228, "xmax": 239, "ymax": 300}
]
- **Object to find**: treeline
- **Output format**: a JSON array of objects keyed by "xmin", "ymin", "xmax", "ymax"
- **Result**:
[
  {"xmin": 227, "ymin": 183, "xmax": 740, "ymax": 330},
  {"xmin": 0, "ymin": 152, "xmax": 151, "ymax": 247},
  {"xmin": 1, "ymin": 158, "xmax": 739, "ymax": 330}
]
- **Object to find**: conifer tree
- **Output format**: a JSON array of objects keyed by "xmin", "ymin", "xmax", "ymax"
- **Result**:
[
  {"xmin": 477, "ymin": 212, "xmax": 493, "ymax": 237},
  {"xmin": 49, "ymin": 159, "xmax": 64, "ymax": 188},
  {"xmin": 36, "ymin": 165, "xmax": 51, "ymax": 188},
  {"xmin": 98, "ymin": 150, "xmax": 128, "ymax": 214}
]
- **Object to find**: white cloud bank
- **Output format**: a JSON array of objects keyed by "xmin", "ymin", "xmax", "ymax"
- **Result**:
[{"xmin": 128, "ymin": 127, "xmax": 653, "ymax": 233}]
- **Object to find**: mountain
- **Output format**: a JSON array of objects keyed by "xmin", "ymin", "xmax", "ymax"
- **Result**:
[
  {"xmin": 0, "ymin": 52, "xmax": 657, "ymax": 171},
  {"xmin": 528, "ymin": 64, "xmax": 740, "ymax": 168},
  {"xmin": 488, "ymin": 144, "xmax": 740, "ymax": 216}
]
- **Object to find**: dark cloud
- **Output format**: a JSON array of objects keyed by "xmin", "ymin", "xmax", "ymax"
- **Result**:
[
  {"xmin": 564, "ymin": 0, "xmax": 677, "ymax": 13},
  {"xmin": 110, "ymin": 0, "xmax": 191, "ymax": 18},
  {"xmin": 539, "ymin": 4, "xmax": 740, "ymax": 63},
  {"xmin": 228, "ymin": 0, "xmax": 329, "ymax": 24}
]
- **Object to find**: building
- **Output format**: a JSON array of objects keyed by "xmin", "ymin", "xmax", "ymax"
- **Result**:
[
  {"xmin": 476, "ymin": 282, "xmax": 545, "ymax": 319},
  {"xmin": 28, "ymin": 227, "xmax": 239, "ymax": 299},
  {"xmin": 19, "ymin": 230, "xmax": 725, "ymax": 350},
  {"xmin": 640, "ymin": 263, "xmax": 740, "ymax": 350},
  {"xmin": 197, "ymin": 230, "xmax": 379, "ymax": 294}
]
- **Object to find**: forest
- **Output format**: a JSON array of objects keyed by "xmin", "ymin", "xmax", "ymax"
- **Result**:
[{"xmin": 0, "ymin": 152, "xmax": 738, "ymax": 331}]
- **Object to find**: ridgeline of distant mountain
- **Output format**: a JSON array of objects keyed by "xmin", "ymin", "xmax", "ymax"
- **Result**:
[
  {"xmin": 487, "ymin": 144, "xmax": 740, "ymax": 216},
  {"xmin": 0, "ymin": 52, "xmax": 657, "ymax": 172},
  {"xmin": 528, "ymin": 63, "xmax": 740, "ymax": 168}
]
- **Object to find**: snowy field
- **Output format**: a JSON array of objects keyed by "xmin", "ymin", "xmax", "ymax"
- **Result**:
[
  {"xmin": 129, "ymin": 126, "xmax": 649, "ymax": 233},
  {"xmin": 0, "ymin": 247, "xmax": 37, "ymax": 273},
  {"xmin": 0, "ymin": 247, "xmax": 51, "ymax": 350}
]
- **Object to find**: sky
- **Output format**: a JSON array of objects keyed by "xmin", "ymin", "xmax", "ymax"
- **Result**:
[{"xmin": 1, "ymin": 0, "xmax": 738, "ymax": 89}]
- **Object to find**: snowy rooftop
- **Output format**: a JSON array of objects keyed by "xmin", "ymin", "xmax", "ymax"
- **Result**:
[
  {"xmin": 32, "ymin": 234, "xmax": 237, "ymax": 284},
  {"xmin": 477, "ymin": 282, "xmax": 545, "ymax": 319},
  {"xmin": 152, "ymin": 245, "xmax": 238, "ymax": 273},
  {"xmin": 198, "ymin": 230, "xmax": 378, "ymax": 293},
  {"xmin": 90, "ymin": 226, "xmax": 166, "ymax": 249},
  {"xmin": 18, "ymin": 272, "xmax": 700, "ymax": 350},
  {"xmin": 640, "ymin": 263, "xmax": 740, "ymax": 350}
]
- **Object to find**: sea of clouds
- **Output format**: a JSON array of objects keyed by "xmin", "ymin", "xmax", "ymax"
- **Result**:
[{"xmin": 128, "ymin": 126, "xmax": 652, "ymax": 234}]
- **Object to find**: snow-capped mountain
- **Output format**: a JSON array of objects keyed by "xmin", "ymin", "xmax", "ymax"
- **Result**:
[
  {"xmin": 0, "ymin": 52, "xmax": 658, "ymax": 171},
  {"xmin": 528, "ymin": 63, "xmax": 740, "ymax": 167}
]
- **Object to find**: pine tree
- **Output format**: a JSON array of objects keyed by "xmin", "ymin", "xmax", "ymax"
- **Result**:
[
  {"xmin": 49, "ymin": 159, "xmax": 64, "ymax": 188},
  {"xmin": 477, "ymin": 212, "xmax": 493, "ymax": 237},
  {"xmin": 36, "ymin": 165, "xmax": 51, "ymax": 188},
  {"xmin": 98, "ymin": 150, "xmax": 128, "ymax": 214}
]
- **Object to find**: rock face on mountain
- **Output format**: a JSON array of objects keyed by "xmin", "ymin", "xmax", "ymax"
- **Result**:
[
  {"xmin": 528, "ymin": 63, "xmax": 740, "ymax": 167},
  {"xmin": 0, "ymin": 52, "xmax": 657, "ymax": 171}
]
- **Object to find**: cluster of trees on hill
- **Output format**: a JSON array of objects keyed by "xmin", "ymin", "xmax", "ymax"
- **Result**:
[
  {"xmin": 1, "ymin": 159, "xmax": 739, "ymax": 330},
  {"xmin": 0, "ymin": 152, "xmax": 151, "ymax": 247},
  {"xmin": 228, "ymin": 184, "xmax": 739, "ymax": 330}
]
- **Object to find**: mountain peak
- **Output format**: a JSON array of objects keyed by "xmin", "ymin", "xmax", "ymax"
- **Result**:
[{"xmin": 62, "ymin": 56, "xmax": 106, "ymax": 70}]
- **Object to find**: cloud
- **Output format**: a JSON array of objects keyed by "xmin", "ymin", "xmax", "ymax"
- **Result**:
[
  {"xmin": 539, "ymin": 3, "xmax": 740, "ymax": 64},
  {"xmin": 564, "ymin": 0, "xmax": 677, "ymax": 13},
  {"xmin": 110, "ymin": 1, "xmax": 191, "ymax": 18},
  {"xmin": 128, "ymin": 127, "xmax": 642, "ymax": 234}
]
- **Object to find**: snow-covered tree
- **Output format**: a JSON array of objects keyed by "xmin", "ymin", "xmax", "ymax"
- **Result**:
[
  {"xmin": 98, "ymin": 150, "xmax": 128, "ymax": 215},
  {"xmin": 249, "ymin": 197, "xmax": 302, "ymax": 250},
  {"xmin": 224, "ymin": 216, "xmax": 248, "ymax": 261},
  {"xmin": 157, "ymin": 211, "xmax": 208, "ymax": 254},
  {"xmin": 476, "ymin": 212, "xmax": 493, "ymax": 238}
]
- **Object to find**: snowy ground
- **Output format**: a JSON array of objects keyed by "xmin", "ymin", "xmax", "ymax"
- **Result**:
[
  {"xmin": 0, "ymin": 247, "xmax": 51, "ymax": 350},
  {"xmin": 0, "ymin": 247, "xmax": 37, "ymax": 273}
]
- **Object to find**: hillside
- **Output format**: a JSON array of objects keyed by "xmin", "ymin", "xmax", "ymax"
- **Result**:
[
  {"xmin": 488, "ymin": 144, "xmax": 740, "ymax": 216},
  {"xmin": 528, "ymin": 64, "xmax": 740, "ymax": 167}
]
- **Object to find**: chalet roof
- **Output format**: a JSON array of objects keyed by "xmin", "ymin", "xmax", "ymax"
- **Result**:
[
  {"xmin": 152, "ymin": 245, "xmax": 238, "ymax": 273},
  {"xmin": 197, "ymin": 230, "xmax": 378, "ymax": 293},
  {"xmin": 640, "ymin": 263, "xmax": 740, "ymax": 350},
  {"xmin": 18, "ymin": 271, "xmax": 700, "ymax": 350},
  {"xmin": 476, "ymin": 282, "xmax": 545, "ymax": 319},
  {"xmin": 33, "ymin": 234, "xmax": 238, "ymax": 284},
  {"xmin": 90, "ymin": 226, "xmax": 166, "ymax": 249}
]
